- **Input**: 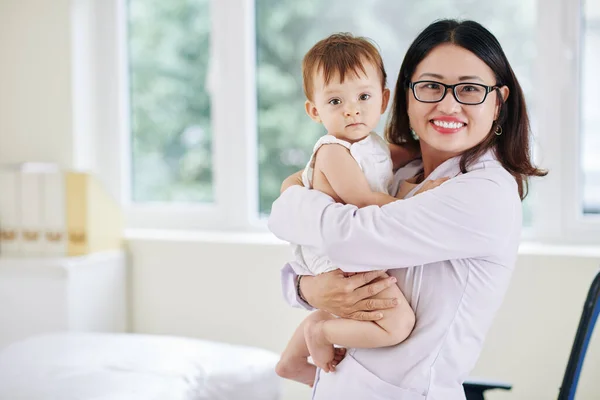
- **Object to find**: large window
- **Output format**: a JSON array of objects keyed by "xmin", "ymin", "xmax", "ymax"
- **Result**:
[
  {"xmin": 91, "ymin": 0, "xmax": 599, "ymax": 239},
  {"xmin": 582, "ymin": 0, "xmax": 600, "ymax": 214},
  {"xmin": 128, "ymin": 0, "xmax": 212, "ymax": 203},
  {"xmin": 255, "ymin": 0, "xmax": 537, "ymax": 215}
]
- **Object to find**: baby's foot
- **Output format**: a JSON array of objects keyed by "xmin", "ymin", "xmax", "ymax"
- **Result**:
[
  {"xmin": 304, "ymin": 320, "xmax": 335, "ymax": 372},
  {"xmin": 275, "ymin": 357, "xmax": 317, "ymax": 387},
  {"xmin": 330, "ymin": 347, "xmax": 347, "ymax": 371}
]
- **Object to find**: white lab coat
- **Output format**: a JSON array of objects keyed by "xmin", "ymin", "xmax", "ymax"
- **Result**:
[{"xmin": 268, "ymin": 150, "xmax": 522, "ymax": 400}]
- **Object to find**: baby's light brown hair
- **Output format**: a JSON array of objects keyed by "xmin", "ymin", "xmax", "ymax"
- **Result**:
[{"xmin": 302, "ymin": 33, "xmax": 387, "ymax": 102}]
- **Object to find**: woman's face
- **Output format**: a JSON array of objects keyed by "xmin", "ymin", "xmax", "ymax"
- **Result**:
[{"xmin": 407, "ymin": 43, "xmax": 509, "ymax": 157}]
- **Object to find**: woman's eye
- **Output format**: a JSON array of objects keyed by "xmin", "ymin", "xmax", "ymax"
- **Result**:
[
  {"xmin": 461, "ymin": 85, "xmax": 482, "ymax": 93},
  {"xmin": 359, "ymin": 93, "xmax": 371, "ymax": 101},
  {"xmin": 329, "ymin": 99, "xmax": 341, "ymax": 105},
  {"xmin": 425, "ymin": 83, "xmax": 441, "ymax": 90}
]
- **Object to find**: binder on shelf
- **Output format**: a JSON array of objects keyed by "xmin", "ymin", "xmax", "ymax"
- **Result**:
[
  {"xmin": 65, "ymin": 171, "xmax": 123, "ymax": 256},
  {"xmin": 0, "ymin": 163, "xmax": 123, "ymax": 257},
  {"xmin": 20, "ymin": 171, "xmax": 43, "ymax": 255},
  {"xmin": 42, "ymin": 171, "xmax": 67, "ymax": 256},
  {"xmin": 0, "ymin": 169, "xmax": 21, "ymax": 256}
]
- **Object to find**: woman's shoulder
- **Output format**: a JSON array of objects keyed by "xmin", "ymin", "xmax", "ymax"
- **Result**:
[{"xmin": 461, "ymin": 152, "xmax": 517, "ymax": 189}]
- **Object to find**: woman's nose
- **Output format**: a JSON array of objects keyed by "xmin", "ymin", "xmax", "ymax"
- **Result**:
[{"xmin": 436, "ymin": 90, "xmax": 462, "ymax": 114}]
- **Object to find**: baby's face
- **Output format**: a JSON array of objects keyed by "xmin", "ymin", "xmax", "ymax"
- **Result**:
[{"xmin": 306, "ymin": 61, "xmax": 389, "ymax": 142}]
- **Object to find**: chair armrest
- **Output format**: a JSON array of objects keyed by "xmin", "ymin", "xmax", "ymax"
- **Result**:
[
  {"xmin": 463, "ymin": 377, "xmax": 512, "ymax": 400},
  {"xmin": 463, "ymin": 377, "xmax": 512, "ymax": 391}
]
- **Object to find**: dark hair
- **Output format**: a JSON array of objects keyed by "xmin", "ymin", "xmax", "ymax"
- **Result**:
[{"xmin": 385, "ymin": 19, "xmax": 547, "ymax": 200}]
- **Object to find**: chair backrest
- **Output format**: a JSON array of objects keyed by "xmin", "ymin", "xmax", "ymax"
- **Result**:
[{"xmin": 558, "ymin": 269, "xmax": 600, "ymax": 400}]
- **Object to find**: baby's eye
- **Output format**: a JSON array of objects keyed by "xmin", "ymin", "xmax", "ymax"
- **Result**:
[
  {"xmin": 329, "ymin": 98, "xmax": 341, "ymax": 105},
  {"xmin": 359, "ymin": 93, "xmax": 371, "ymax": 101}
]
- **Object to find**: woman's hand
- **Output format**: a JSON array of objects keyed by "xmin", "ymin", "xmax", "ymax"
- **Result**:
[
  {"xmin": 280, "ymin": 170, "xmax": 304, "ymax": 193},
  {"xmin": 414, "ymin": 177, "xmax": 450, "ymax": 195},
  {"xmin": 299, "ymin": 269, "xmax": 399, "ymax": 321}
]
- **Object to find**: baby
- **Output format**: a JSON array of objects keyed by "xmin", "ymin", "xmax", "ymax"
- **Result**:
[{"xmin": 274, "ymin": 33, "xmax": 446, "ymax": 387}]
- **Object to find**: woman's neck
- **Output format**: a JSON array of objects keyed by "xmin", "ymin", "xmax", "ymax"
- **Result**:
[{"xmin": 420, "ymin": 142, "xmax": 459, "ymax": 179}]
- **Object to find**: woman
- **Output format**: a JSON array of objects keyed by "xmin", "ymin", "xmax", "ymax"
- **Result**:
[{"xmin": 268, "ymin": 19, "xmax": 547, "ymax": 399}]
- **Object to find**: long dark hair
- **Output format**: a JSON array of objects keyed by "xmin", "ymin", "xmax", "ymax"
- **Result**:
[{"xmin": 385, "ymin": 19, "xmax": 547, "ymax": 200}]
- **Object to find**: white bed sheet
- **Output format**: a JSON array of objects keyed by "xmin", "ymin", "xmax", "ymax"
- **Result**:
[{"xmin": 0, "ymin": 332, "xmax": 281, "ymax": 400}]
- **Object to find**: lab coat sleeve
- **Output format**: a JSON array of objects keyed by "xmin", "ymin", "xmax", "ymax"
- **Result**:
[
  {"xmin": 268, "ymin": 171, "xmax": 519, "ymax": 272},
  {"xmin": 281, "ymin": 261, "xmax": 316, "ymax": 310}
]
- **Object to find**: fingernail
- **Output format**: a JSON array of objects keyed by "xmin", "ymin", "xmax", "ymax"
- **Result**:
[
  {"xmin": 377, "ymin": 313, "xmax": 383, "ymax": 319},
  {"xmin": 390, "ymin": 277, "xmax": 397, "ymax": 283},
  {"xmin": 392, "ymin": 298, "xmax": 398, "ymax": 305}
]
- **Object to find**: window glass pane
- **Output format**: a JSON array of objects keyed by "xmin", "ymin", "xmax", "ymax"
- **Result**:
[
  {"xmin": 582, "ymin": 0, "xmax": 600, "ymax": 214},
  {"xmin": 128, "ymin": 0, "xmax": 212, "ymax": 203},
  {"xmin": 256, "ymin": 0, "xmax": 537, "ymax": 216}
]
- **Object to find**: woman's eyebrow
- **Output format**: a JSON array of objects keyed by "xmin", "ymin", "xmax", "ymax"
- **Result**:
[
  {"xmin": 458, "ymin": 75, "xmax": 484, "ymax": 82},
  {"xmin": 417, "ymin": 72, "xmax": 444, "ymax": 80},
  {"xmin": 417, "ymin": 73, "xmax": 484, "ymax": 82}
]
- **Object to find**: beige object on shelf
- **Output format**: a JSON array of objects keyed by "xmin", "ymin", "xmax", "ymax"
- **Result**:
[
  {"xmin": 65, "ymin": 172, "xmax": 123, "ymax": 256},
  {"xmin": 0, "ymin": 163, "xmax": 123, "ymax": 257}
]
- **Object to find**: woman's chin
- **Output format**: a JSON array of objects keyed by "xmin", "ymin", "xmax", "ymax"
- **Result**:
[{"xmin": 421, "ymin": 135, "xmax": 470, "ymax": 155}]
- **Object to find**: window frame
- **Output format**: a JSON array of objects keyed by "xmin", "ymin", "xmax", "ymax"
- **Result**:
[
  {"xmin": 88, "ymin": 0, "xmax": 600, "ymax": 242},
  {"xmin": 530, "ymin": 0, "xmax": 600, "ymax": 244}
]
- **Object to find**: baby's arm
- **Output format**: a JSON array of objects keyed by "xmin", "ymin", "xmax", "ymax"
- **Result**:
[{"xmin": 315, "ymin": 144, "xmax": 397, "ymax": 208}]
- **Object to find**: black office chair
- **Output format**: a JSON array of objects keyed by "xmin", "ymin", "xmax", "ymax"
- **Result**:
[{"xmin": 463, "ymin": 269, "xmax": 600, "ymax": 400}]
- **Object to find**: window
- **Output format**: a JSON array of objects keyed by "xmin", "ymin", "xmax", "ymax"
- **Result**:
[
  {"xmin": 255, "ymin": 0, "xmax": 537, "ymax": 215},
  {"xmin": 581, "ymin": 0, "xmax": 600, "ymax": 214},
  {"xmin": 128, "ymin": 0, "xmax": 212, "ymax": 203},
  {"xmin": 90, "ymin": 0, "xmax": 600, "ymax": 240}
]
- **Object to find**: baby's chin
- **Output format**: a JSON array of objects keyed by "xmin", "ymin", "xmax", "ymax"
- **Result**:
[{"xmin": 328, "ymin": 126, "xmax": 371, "ymax": 139}]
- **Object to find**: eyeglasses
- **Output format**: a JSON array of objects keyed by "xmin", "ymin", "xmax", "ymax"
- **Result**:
[{"xmin": 408, "ymin": 80, "xmax": 500, "ymax": 105}]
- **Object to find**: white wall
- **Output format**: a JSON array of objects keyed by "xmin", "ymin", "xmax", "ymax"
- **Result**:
[
  {"xmin": 127, "ymin": 235, "xmax": 600, "ymax": 400},
  {"xmin": 0, "ymin": 0, "xmax": 74, "ymax": 166}
]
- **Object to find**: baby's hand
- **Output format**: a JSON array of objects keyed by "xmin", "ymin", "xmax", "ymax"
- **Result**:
[{"xmin": 415, "ymin": 177, "xmax": 449, "ymax": 195}]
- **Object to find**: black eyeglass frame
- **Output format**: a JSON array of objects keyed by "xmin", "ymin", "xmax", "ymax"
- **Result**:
[{"xmin": 407, "ymin": 80, "xmax": 501, "ymax": 105}]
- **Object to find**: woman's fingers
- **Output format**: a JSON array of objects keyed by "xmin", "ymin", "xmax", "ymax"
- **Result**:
[
  {"xmin": 352, "ymin": 275, "xmax": 396, "ymax": 300},
  {"xmin": 280, "ymin": 170, "xmax": 304, "ymax": 193},
  {"xmin": 415, "ymin": 176, "xmax": 450, "ymax": 195},
  {"xmin": 347, "ymin": 270, "xmax": 388, "ymax": 290},
  {"xmin": 353, "ymin": 297, "xmax": 398, "ymax": 312},
  {"xmin": 346, "ymin": 310, "xmax": 387, "ymax": 321}
]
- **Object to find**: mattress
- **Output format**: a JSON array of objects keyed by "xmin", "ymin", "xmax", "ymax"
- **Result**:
[{"xmin": 0, "ymin": 332, "xmax": 281, "ymax": 400}]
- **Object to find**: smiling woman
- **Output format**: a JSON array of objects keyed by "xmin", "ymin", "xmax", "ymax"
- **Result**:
[
  {"xmin": 268, "ymin": 19, "xmax": 546, "ymax": 399},
  {"xmin": 402, "ymin": 44, "xmax": 510, "ymax": 167}
]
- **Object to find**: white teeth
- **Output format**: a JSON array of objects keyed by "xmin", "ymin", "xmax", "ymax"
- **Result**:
[{"xmin": 432, "ymin": 120, "xmax": 465, "ymax": 129}]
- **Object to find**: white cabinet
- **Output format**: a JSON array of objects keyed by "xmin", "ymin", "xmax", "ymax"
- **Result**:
[{"xmin": 0, "ymin": 251, "xmax": 127, "ymax": 349}]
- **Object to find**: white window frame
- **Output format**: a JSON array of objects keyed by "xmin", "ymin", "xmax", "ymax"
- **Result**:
[
  {"xmin": 84, "ymin": 0, "xmax": 600, "ymax": 243},
  {"xmin": 89, "ymin": 0, "xmax": 260, "ymax": 231},
  {"xmin": 530, "ymin": 0, "xmax": 600, "ymax": 245}
]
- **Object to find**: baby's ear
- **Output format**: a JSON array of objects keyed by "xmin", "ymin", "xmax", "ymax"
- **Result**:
[
  {"xmin": 381, "ymin": 88, "xmax": 391, "ymax": 114},
  {"xmin": 305, "ymin": 100, "xmax": 321, "ymax": 123}
]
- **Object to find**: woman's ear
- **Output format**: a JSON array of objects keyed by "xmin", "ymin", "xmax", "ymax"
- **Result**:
[
  {"xmin": 305, "ymin": 100, "xmax": 321, "ymax": 123},
  {"xmin": 381, "ymin": 88, "xmax": 391, "ymax": 114},
  {"xmin": 494, "ymin": 86, "xmax": 510, "ymax": 120}
]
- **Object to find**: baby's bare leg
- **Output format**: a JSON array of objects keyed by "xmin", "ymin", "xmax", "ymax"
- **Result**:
[
  {"xmin": 276, "ymin": 310, "xmax": 345, "ymax": 386},
  {"xmin": 305, "ymin": 277, "xmax": 414, "ymax": 369}
]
